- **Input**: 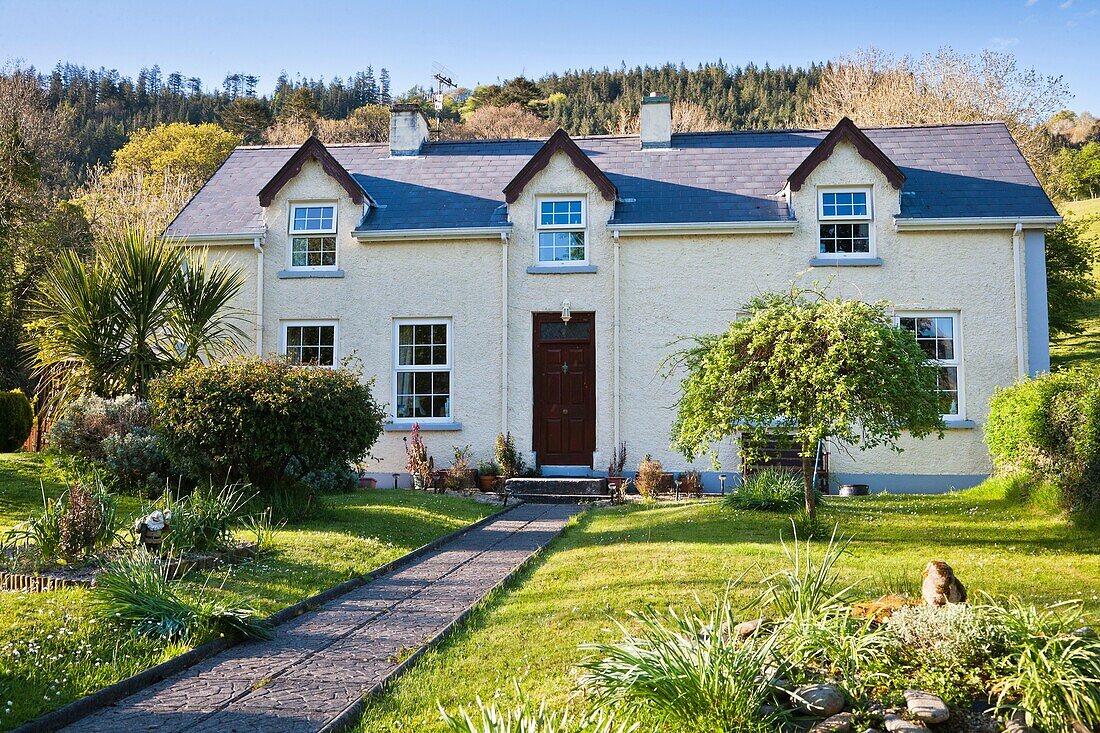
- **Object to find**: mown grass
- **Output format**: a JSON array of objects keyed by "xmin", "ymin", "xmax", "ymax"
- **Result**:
[
  {"xmin": 355, "ymin": 480, "xmax": 1100, "ymax": 732},
  {"xmin": 1050, "ymin": 197, "xmax": 1100, "ymax": 370},
  {"xmin": 0, "ymin": 452, "xmax": 493, "ymax": 731}
]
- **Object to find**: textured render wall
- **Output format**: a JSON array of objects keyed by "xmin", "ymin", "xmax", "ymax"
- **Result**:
[
  {"xmin": 506, "ymin": 151, "xmax": 618, "ymax": 469},
  {"xmin": 261, "ymin": 159, "xmax": 504, "ymax": 474},
  {"xmin": 180, "ymin": 244, "xmax": 258, "ymax": 352},
  {"xmin": 620, "ymin": 141, "xmax": 1017, "ymax": 486}
]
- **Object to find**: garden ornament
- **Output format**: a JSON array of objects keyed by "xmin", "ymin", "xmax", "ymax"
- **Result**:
[
  {"xmin": 921, "ymin": 559, "xmax": 967, "ymax": 606},
  {"xmin": 133, "ymin": 509, "xmax": 173, "ymax": 553}
]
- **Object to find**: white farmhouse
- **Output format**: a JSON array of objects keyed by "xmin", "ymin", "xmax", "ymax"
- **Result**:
[{"xmin": 166, "ymin": 97, "xmax": 1060, "ymax": 492}]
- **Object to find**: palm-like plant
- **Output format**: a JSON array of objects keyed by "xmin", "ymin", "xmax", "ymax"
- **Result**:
[{"xmin": 29, "ymin": 228, "xmax": 245, "ymax": 415}]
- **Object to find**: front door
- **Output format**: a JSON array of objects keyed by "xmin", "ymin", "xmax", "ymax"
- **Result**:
[{"xmin": 532, "ymin": 312, "xmax": 596, "ymax": 467}]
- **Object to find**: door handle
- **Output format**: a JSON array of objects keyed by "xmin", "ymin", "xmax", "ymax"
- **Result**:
[{"xmin": 562, "ymin": 409, "xmax": 569, "ymax": 415}]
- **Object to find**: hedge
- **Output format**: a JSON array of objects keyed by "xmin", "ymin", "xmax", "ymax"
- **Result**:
[
  {"xmin": 0, "ymin": 389, "xmax": 33, "ymax": 452},
  {"xmin": 985, "ymin": 367, "xmax": 1100, "ymax": 512},
  {"xmin": 149, "ymin": 357, "xmax": 386, "ymax": 491}
]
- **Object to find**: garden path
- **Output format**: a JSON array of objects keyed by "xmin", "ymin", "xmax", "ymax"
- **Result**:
[{"xmin": 59, "ymin": 502, "xmax": 582, "ymax": 733}]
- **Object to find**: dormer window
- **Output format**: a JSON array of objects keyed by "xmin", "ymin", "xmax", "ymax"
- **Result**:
[
  {"xmin": 537, "ymin": 198, "xmax": 586, "ymax": 265},
  {"xmin": 289, "ymin": 202, "xmax": 337, "ymax": 270},
  {"xmin": 818, "ymin": 188, "xmax": 872, "ymax": 257}
]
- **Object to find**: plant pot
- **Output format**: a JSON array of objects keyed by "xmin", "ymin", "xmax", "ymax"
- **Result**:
[
  {"xmin": 358, "ymin": 476, "xmax": 377, "ymax": 489},
  {"xmin": 607, "ymin": 476, "xmax": 626, "ymax": 491},
  {"xmin": 838, "ymin": 483, "xmax": 869, "ymax": 497},
  {"xmin": 412, "ymin": 474, "xmax": 428, "ymax": 491},
  {"xmin": 478, "ymin": 475, "xmax": 498, "ymax": 492}
]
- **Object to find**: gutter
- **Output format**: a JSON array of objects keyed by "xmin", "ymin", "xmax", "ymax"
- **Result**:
[
  {"xmin": 170, "ymin": 232, "xmax": 265, "ymax": 244},
  {"xmin": 894, "ymin": 216, "xmax": 1061, "ymax": 232},
  {"xmin": 609, "ymin": 221, "xmax": 798, "ymax": 236},
  {"xmin": 353, "ymin": 226, "xmax": 512, "ymax": 242},
  {"xmin": 1012, "ymin": 223, "xmax": 1027, "ymax": 378}
]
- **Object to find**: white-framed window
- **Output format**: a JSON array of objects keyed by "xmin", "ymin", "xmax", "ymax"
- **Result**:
[
  {"xmin": 289, "ymin": 202, "xmax": 338, "ymax": 270},
  {"xmin": 393, "ymin": 319, "xmax": 452, "ymax": 422},
  {"xmin": 536, "ymin": 197, "xmax": 586, "ymax": 265},
  {"xmin": 282, "ymin": 321, "xmax": 338, "ymax": 367},
  {"xmin": 896, "ymin": 312, "xmax": 963, "ymax": 418},
  {"xmin": 818, "ymin": 187, "xmax": 873, "ymax": 257}
]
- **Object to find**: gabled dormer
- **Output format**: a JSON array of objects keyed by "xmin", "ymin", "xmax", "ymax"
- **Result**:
[{"xmin": 257, "ymin": 136, "xmax": 371, "ymax": 207}]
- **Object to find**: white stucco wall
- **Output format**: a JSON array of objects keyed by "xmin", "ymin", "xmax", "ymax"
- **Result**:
[{"xmin": 215, "ymin": 141, "xmax": 1036, "ymax": 491}]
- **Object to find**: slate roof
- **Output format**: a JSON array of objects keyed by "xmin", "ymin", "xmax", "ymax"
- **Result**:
[{"xmin": 165, "ymin": 122, "xmax": 1057, "ymax": 238}]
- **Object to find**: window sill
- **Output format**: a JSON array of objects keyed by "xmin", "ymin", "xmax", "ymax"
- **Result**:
[
  {"xmin": 943, "ymin": 419, "xmax": 976, "ymax": 430},
  {"xmin": 808, "ymin": 257, "xmax": 883, "ymax": 267},
  {"xmin": 278, "ymin": 269, "xmax": 345, "ymax": 279},
  {"xmin": 385, "ymin": 421, "xmax": 464, "ymax": 432},
  {"xmin": 526, "ymin": 264, "xmax": 598, "ymax": 274}
]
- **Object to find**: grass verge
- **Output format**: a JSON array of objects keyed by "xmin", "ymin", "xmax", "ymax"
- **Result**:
[
  {"xmin": 354, "ymin": 482, "xmax": 1100, "ymax": 732},
  {"xmin": 0, "ymin": 452, "xmax": 493, "ymax": 731}
]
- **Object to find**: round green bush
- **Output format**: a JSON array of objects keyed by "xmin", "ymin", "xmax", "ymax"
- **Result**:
[
  {"xmin": 0, "ymin": 389, "xmax": 34, "ymax": 452},
  {"xmin": 149, "ymin": 357, "xmax": 386, "ymax": 493},
  {"xmin": 986, "ymin": 366, "xmax": 1100, "ymax": 512}
]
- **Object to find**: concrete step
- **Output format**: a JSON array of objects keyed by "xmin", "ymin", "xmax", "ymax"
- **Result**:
[{"xmin": 506, "ymin": 477, "xmax": 610, "ymax": 503}]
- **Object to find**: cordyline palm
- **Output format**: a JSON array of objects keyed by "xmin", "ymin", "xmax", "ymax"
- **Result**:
[{"xmin": 29, "ymin": 228, "xmax": 245, "ymax": 415}]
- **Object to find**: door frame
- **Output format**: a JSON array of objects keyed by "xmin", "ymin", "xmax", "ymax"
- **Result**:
[{"xmin": 531, "ymin": 311, "xmax": 596, "ymax": 467}]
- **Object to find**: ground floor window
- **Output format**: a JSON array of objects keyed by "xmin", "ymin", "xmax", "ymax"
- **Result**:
[
  {"xmin": 896, "ymin": 312, "xmax": 962, "ymax": 418},
  {"xmin": 394, "ymin": 319, "xmax": 452, "ymax": 420},
  {"xmin": 283, "ymin": 322, "xmax": 337, "ymax": 366}
]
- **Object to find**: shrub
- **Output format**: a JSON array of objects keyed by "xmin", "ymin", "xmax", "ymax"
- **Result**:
[
  {"xmin": 155, "ymin": 482, "xmax": 252, "ymax": 554},
  {"xmin": 578, "ymin": 597, "xmax": 786, "ymax": 732},
  {"xmin": 149, "ymin": 357, "xmax": 386, "ymax": 495},
  {"xmin": 985, "ymin": 367, "xmax": 1100, "ymax": 513},
  {"xmin": 440, "ymin": 693, "xmax": 632, "ymax": 733},
  {"xmin": 405, "ymin": 423, "xmax": 432, "ymax": 489},
  {"xmin": 0, "ymin": 389, "xmax": 33, "ymax": 451},
  {"xmin": 634, "ymin": 455, "xmax": 663, "ymax": 499},
  {"xmin": 447, "ymin": 445, "xmax": 473, "ymax": 491},
  {"xmin": 725, "ymin": 468, "xmax": 814, "ymax": 512},
  {"xmin": 48, "ymin": 394, "xmax": 171, "ymax": 494},
  {"xmin": 93, "ymin": 551, "xmax": 271, "ymax": 642},
  {"xmin": 495, "ymin": 432, "xmax": 525, "ymax": 480},
  {"xmin": 679, "ymin": 470, "xmax": 702, "ymax": 497},
  {"xmin": 3, "ymin": 481, "xmax": 119, "ymax": 569}
]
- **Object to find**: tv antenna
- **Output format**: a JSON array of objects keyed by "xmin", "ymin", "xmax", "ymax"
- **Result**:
[{"xmin": 431, "ymin": 62, "xmax": 457, "ymax": 128}]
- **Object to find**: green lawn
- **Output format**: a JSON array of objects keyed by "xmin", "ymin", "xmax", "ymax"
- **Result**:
[
  {"xmin": 1050, "ymin": 197, "xmax": 1100, "ymax": 370},
  {"xmin": 0, "ymin": 452, "xmax": 494, "ymax": 731},
  {"xmin": 355, "ymin": 485, "xmax": 1100, "ymax": 732}
]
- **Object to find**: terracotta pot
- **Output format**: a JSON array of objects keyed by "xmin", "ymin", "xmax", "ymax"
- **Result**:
[
  {"xmin": 358, "ymin": 476, "xmax": 377, "ymax": 489},
  {"xmin": 478, "ymin": 475, "xmax": 498, "ymax": 492}
]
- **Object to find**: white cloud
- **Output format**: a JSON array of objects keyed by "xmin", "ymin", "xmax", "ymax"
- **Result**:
[
  {"xmin": 989, "ymin": 36, "xmax": 1020, "ymax": 49},
  {"xmin": 1060, "ymin": 0, "xmax": 1073, "ymax": 8}
]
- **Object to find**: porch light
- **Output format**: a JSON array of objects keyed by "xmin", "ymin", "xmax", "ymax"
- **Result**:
[{"xmin": 561, "ymin": 300, "xmax": 572, "ymax": 323}]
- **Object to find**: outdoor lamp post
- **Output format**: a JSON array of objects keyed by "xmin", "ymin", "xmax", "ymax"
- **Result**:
[
  {"xmin": 392, "ymin": 473, "xmax": 400, "ymax": 489},
  {"xmin": 719, "ymin": 474, "xmax": 727, "ymax": 495}
]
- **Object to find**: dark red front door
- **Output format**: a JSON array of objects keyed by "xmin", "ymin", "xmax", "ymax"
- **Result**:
[{"xmin": 533, "ymin": 312, "xmax": 596, "ymax": 467}]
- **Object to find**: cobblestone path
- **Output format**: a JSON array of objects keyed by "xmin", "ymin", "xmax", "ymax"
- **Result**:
[{"xmin": 60, "ymin": 502, "xmax": 582, "ymax": 733}]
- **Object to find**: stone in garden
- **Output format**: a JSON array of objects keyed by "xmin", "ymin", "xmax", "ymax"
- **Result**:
[
  {"xmin": 883, "ymin": 714, "xmax": 930, "ymax": 732},
  {"xmin": 1002, "ymin": 709, "xmax": 1034, "ymax": 733},
  {"xmin": 809, "ymin": 712, "xmax": 853, "ymax": 733},
  {"xmin": 792, "ymin": 683, "xmax": 846, "ymax": 718},
  {"xmin": 860, "ymin": 729, "xmax": 884, "ymax": 733},
  {"xmin": 734, "ymin": 617, "xmax": 769, "ymax": 639},
  {"xmin": 921, "ymin": 560, "xmax": 967, "ymax": 606},
  {"xmin": 904, "ymin": 690, "xmax": 950, "ymax": 724},
  {"xmin": 1071, "ymin": 626, "xmax": 1096, "ymax": 638}
]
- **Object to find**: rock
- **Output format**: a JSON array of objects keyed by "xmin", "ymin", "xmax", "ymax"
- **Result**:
[
  {"xmin": 883, "ymin": 714, "xmax": 930, "ymax": 732},
  {"xmin": 921, "ymin": 560, "xmax": 967, "ymax": 607},
  {"xmin": 734, "ymin": 617, "xmax": 769, "ymax": 639},
  {"xmin": 1071, "ymin": 626, "xmax": 1096, "ymax": 638},
  {"xmin": 860, "ymin": 729, "xmax": 884, "ymax": 733},
  {"xmin": 1002, "ymin": 709, "xmax": 1034, "ymax": 733},
  {"xmin": 809, "ymin": 712, "xmax": 854, "ymax": 733},
  {"xmin": 792, "ymin": 683, "xmax": 846, "ymax": 718},
  {"xmin": 904, "ymin": 690, "xmax": 950, "ymax": 724}
]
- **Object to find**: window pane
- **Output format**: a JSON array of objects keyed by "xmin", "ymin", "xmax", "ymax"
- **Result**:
[
  {"xmin": 433, "ymin": 396, "xmax": 449, "ymax": 418},
  {"xmin": 319, "ymin": 326, "xmax": 334, "ymax": 347},
  {"xmin": 414, "ymin": 371, "xmax": 432, "ymax": 393},
  {"xmin": 432, "ymin": 324, "xmax": 447, "ymax": 344},
  {"xmin": 399, "ymin": 325, "xmax": 414, "ymax": 345},
  {"xmin": 398, "ymin": 345, "xmax": 413, "ymax": 365},
  {"xmin": 414, "ymin": 324, "xmax": 431, "ymax": 344},
  {"xmin": 434, "ymin": 371, "xmax": 450, "ymax": 393},
  {"xmin": 432, "ymin": 345, "xmax": 447, "ymax": 364},
  {"xmin": 414, "ymin": 345, "xmax": 431, "ymax": 364},
  {"xmin": 397, "ymin": 372, "xmax": 413, "ymax": 394}
]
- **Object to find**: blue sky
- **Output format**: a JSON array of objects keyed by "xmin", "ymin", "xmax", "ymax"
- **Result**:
[{"xmin": 2, "ymin": 0, "xmax": 1098, "ymax": 112}]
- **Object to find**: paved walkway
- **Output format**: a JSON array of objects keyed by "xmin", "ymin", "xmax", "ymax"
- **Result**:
[{"xmin": 61, "ymin": 502, "xmax": 582, "ymax": 733}]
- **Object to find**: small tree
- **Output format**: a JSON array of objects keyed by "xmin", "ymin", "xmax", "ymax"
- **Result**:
[{"xmin": 668, "ymin": 287, "xmax": 946, "ymax": 516}]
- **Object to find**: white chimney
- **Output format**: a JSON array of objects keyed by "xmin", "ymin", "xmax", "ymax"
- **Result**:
[
  {"xmin": 640, "ymin": 93, "xmax": 672, "ymax": 149},
  {"xmin": 389, "ymin": 104, "xmax": 429, "ymax": 156}
]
